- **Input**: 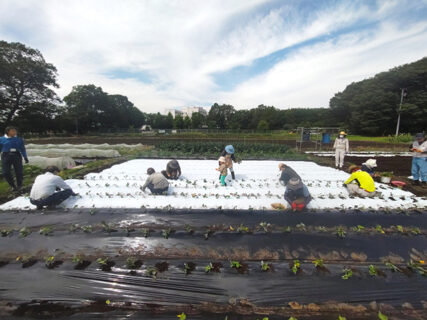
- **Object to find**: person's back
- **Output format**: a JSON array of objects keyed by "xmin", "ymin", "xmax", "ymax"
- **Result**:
[
  {"xmin": 279, "ymin": 164, "xmax": 301, "ymax": 185},
  {"xmin": 142, "ymin": 168, "xmax": 169, "ymax": 195}
]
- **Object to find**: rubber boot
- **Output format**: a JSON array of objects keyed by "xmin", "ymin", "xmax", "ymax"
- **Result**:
[{"xmin": 231, "ymin": 171, "xmax": 235, "ymax": 180}]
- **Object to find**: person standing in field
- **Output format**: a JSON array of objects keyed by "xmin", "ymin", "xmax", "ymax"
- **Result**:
[
  {"xmin": 0, "ymin": 126, "xmax": 29, "ymax": 191},
  {"xmin": 410, "ymin": 133, "xmax": 427, "ymax": 186},
  {"xmin": 220, "ymin": 145, "xmax": 239, "ymax": 180},
  {"xmin": 333, "ymin": 131, "xmax": 349, "ymax": 169}
]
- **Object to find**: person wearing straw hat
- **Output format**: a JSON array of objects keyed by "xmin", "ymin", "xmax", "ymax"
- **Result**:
[
  {"xmin": 284, "ymin": 177, "xmax": 312, "ymax": 211},
  {"xmin": 216, "ymin": 156, "xmax": 228, "ymax": 186},
  {"xmin": 410, "ymin": 133, "xmax": 427, "ymax": 186},
  {"xmin": 333, "ymin": 131, "xmax": 349, "ymax": 169},
  {"xmin": 343, "ymin": 165, "xmax": 376, "ymax": 198}
]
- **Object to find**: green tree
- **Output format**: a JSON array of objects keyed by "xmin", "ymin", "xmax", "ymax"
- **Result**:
[
  {"xmin": 190, "ymin": 112, "xmax": 206, "ymax": 129},
  {"xmin": 174, "ymin": 114, "xmax": 185, "ymax": 129},
  {"xmin": 0, "ymin": 41, "xmax": 59, "ymax": 130},
  {"xmin": 183, "ymin": 115, "xmax": 192, "ymax": 129},
  {"xmin": 257, "ymin": 119, "xmax": 269, "ymax": 131},
  {"xmin": 208, "ymin": 103, "xmax": 235, "ymax": 129}
]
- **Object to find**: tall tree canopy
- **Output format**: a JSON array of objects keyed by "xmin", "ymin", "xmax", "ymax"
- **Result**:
[
  {"xmin": 63, "ymin": 84, "xmax": 145, "ymax": 133},
  {"xmin": 0, "ymin": 41, "xmax": 59, "ymax": 130},
  {"xmin": 330, "ymin": 57, "xmax": 427, "ymax": 135}
]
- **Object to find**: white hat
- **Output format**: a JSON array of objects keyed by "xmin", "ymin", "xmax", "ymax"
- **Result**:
[{"xmin": 363, "ymin": 159, "xmax": 377, "ymax": 169}]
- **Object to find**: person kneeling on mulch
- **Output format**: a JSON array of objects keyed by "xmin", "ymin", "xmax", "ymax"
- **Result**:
[
  {"xmin": 161, "ymin": 159, "xmax": 181, "ymax": 180},
  {"xmin": 216, "ymin": 156, "xmax": 227, "ymax": 186},
  {"xmin": 344, "ymin": 165, "xmax": 376, "ymax": 198},
  {"xmin": 30, "ymin": 166, "xmax": 78, "ymax": 210},
  {"xmin": 141, "ymin": 168, "xmax": 169, "ymax": 195},
  {"xmin": 284, "ymin": 177, "xmax": 312, "ymax": 211}
]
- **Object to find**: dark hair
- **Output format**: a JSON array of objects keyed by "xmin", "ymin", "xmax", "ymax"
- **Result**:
[
  {"xmin": 45, "ymin": 166, "xmax": 60, "ymax": 173},
  {"xmin": 5, "ymin": 126, "xmax": 17, "ymax": 134},
  {"xmin": 147, "ymin": 167, "xmax": 155, "ymax": 175}
]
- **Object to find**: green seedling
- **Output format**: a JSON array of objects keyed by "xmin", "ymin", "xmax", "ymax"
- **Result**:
[
  {"xmin": 385, "ymin": 262, "xmax": 400, "ymax": 273},
  {"xmin": 145, "ymin": 267, "xmax": 158, "ymax": 279},
  {"xmin": 44, "ymin": 255, "xmax": 57, "ymax": 268},
  {"xmin": 259, "ymin": 222, "xmax": 271, "ymax": 232},
  {"xmin": 72, "ymin": 255, "xmax": 83, "ymax": 265},
  {"xmin": 410, "ymin": 227, "xmax": 421, "ymax": 235},
  {"xmin": 205, "ymin": 263, "xmax": 214, "ymax": 273},
  {"xmin": 407, "ymin": 260, "xmax": 426, "ymax": 276},
  {"xmin": 16, "ymin": 254, "xmax": 36, "ymax": 267},
  {"xmin": 97, "ymin": 257, "xmax": 110, "ymax": 266},
  {"xmin": 184, "ymin": 262, "xmax": 196, "ymax": 275},
  {"xmin": 378, "ymin": 311, "xmax": 388, "ymax": 320},
  {"xmin": 352, "ymin": 225, "xmax": 365, "ymax": 232},
  {"xmin": 260, "ymin": 260, "xmax": 271, "ymax": 271},
  {"xmin": 338, "ymin": 316, "xmax": 347, "ymax": 320},
  {"xmin": 69, "ymin": 224, "xmax": 79, "ymax": 232},
  {"xmin": 39, "ymin": 226, "xmax": 53, "ymax": 236},
  {"xmin": 19, "ymin": 227, "xmax": 31, "ymax": 238},
  {"xmin": 375, "ymin": 225, "xmax": 385, "ymax": 234},
  {"xmin": 315, "ymin": 226, "xmax": 327, "ymax": 232},
  {"xmin": 82, "ymin": 225, "xmax": 92, "ymax": 233},
  {"xmin": 237, "ymin": 224, "xmax": 249, "ymax": 233},
  {"xmin": 126, "ymin": 257, "xmax": 141, "ymax": 269},
  {"xmin": 342, "ymin": 268, "xmax": 353, "ymax": 280},
  {"xmin": 336, "ymin": 226, "xmax": 346, "ymax": 238},
  {"xmin": 1, "ymin": 229, "xmax": 13, "ymax": 237},
  {"xmin": 313, "ymin": 259, "xmax": 324, "ymax": 268},
  {"xmin": 142, "ymin": 228, "xmax": 150, "ymax": 237},
  {"xmin": 291, "ymin": 260, "xmax": 301, "ymax": 275},
  {"xmin": 282, "ymin": 226, "xmax": 292, "ymax": 233},
  {"xmin": 296, "ymin": 223, "xmax": 306, "ymax": 231},
  {"xmin": 162, "ymin": 228, "xmax": 172, "ymax": 239},
  {"xmin": 177, "ymin": 312, "xmax": 186, "ymax": 320},
  {"xmin": 369, "ymin": 264, "xmax": 378, "ymax": 276},
  {"xmin": 288, "ymin": 317, "xmax": 298, "ymax": 320},
  {"xmin": 396, "ymin": 225, "xmax": 404, "ymax": 233},
  {"xmin": 184, "ymin": 224, "xmax": 194, "ymax": 234},
  {"xmin": 230, "ymin": 261, "xmax": 241, "ymax": 269},
  {"xmin": 101, "ymin": 221, "xmax": 115, "ymax": 233}
]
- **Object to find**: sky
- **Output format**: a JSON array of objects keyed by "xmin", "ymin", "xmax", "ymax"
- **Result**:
[{"xmin": 0, "ymin": 0, "xmax": 426, "ymax": 113}]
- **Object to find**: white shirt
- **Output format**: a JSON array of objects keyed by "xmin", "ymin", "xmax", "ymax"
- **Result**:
[{"xmin": 30, "ymin": 172, "xmax": 72, "ymax": 200}]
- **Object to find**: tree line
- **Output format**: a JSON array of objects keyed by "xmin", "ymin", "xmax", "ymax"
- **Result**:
[{"xmin": 1, "ymin": 40, "xmax": 425, "ymax": 135}]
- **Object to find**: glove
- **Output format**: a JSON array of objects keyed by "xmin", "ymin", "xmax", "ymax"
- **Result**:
[{"xmin": 24, "ymin": 158, "xmax": 29, "ymax": 164}]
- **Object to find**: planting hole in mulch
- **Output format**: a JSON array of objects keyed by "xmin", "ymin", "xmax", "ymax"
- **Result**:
[
  {"xmin": 74, "ymin": 260, "xmax": 91, "ymax": 270},
  {"xmin": 155, "ymin": 261, "xmax": 169, "ymax": 272}
]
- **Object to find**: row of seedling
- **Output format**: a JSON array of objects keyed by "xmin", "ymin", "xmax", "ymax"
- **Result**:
[
  {"xmin": 1, "ymin": 222, "xmax": 424, "ymax": 239},
  {"xmin": 6, "ymin": 255, "xmax": 426, "ymax": 278}
]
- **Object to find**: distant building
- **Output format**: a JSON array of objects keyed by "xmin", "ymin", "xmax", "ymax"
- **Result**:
[{"xmin": 165, "ymin": 106, "xmax": 208, "ymax": 118}]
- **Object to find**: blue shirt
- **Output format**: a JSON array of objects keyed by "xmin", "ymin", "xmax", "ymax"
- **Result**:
[{"xmin": 0, "ymin": 136, "xmax": 28, "ymax": 158}]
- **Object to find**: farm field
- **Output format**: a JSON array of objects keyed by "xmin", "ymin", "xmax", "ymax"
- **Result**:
[
  {"xmin": 0, "ymin": 158, "xmax": 426, "ymax": 319},
  {"xmin": 1, "ymin": 159, "xmax": 427, "ymax": 211}
]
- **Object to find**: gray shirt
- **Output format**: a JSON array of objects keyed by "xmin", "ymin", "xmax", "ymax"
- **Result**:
[
  {"xmin": 142, "ymin": 172, "xmax": 169, "ymax": 191},
  {"xmin": 412, "ymin": 140, "xmax": 427, "ymax": 158}
]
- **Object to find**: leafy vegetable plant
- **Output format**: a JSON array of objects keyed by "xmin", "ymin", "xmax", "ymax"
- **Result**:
[
  {"xmin": 291, "ymin": 260, "xmax": 301, "ymax": 275},
  {"xmin": 369, "ymin": 265, "xmax": 378, "ymax": 276},
  {"xmin": 378, "ymin": 311, "xmax": 388, "ymax": 320},
  {"xmin": 336, "ymin": 226, "xmax": 346, "ymax": 238},
  {"xmin": 39, "ymin": 226, "xmax": 53, "ymax": 236},
  {"xmin": 260, "ymin": 260, "xmax": 271, "ymax": 271},
  {"xmin": 1, "ymin": 229, "xmax": 13, "ymax": 237},
  {"xmin": 19, "ymin": 227, "xmax": 31, "ymax": 238},
  {"xmin": 342, "ymin": 268, "xmax": 353, "ymax": 280},
  {"xmin": 162, "ymin": 228, "xmax": 173, "ymax": 239},
  {"xmin": 313, "ymin": 259, "xmax": 324, "ymax": 268}
]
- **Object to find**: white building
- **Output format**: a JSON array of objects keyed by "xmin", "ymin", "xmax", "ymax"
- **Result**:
[{"xmin": 164, "ymin": 106, "xmax": 208, "ymax": 118}]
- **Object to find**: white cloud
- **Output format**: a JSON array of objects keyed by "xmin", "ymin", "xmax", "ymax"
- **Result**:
[{"xmin": 0, "ymin": 0, "xmax": 426, "ymax": 112}]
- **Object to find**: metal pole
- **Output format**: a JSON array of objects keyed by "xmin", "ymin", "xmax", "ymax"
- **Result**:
[{"xmin": 395, "ymin": 88, "xmax": 405, "ymax": 137}]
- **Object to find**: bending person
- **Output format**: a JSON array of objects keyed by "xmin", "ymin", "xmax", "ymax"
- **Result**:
[
  {"xmin": 278, "ymin": 163, "xmax": 301, "ymax": 185},
  {"xmin": 161, "ymin": 159, "xmax": 181, "ymax": 180},
  {"xmin": 30, "ymin": 166, "xmax": 78, "ymax": 210},
  {"xmin": 220, "ymin": 145, "xmax": 238, "ymax": 180},
  {"xmin": 284, "ymin": 178, "xmax": 312, "ymax": 211},
  {"xmin": 343, "ymin": 165, "xmax": 376, "ymax": 198},
  {"xmin": 142, "ymin": 168, "xmax": 169, "ymax": 195},
  {"xmin": 0, "ymin": 126, "xmax": 29, "ymax": 191}
]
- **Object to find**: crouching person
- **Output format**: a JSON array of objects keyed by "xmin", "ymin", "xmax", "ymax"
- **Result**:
[
  {"xmin": 278, "ymin": 163, "xmax": 301, "ymax": 185},
  {"xmin": 30, "ymin": 166, "xmax": 78, "ymax": 210},
  {"xmin": 216, "ymin": 156, "xmax": 227, "ymax": 186},
  {"xmin": 344, "ymin": 165, "xmax": 376, "ymax": 198},
  {"xmin": 284, "ymin": 178, "xmax": 312, "ymax": 211},
  {"xmin": 162, "ymin": 159, "xmax": 181, "ymax": 180},
  {"xmin": 142, "ymin": 168, "xmax": 169, "ymax": 195}
]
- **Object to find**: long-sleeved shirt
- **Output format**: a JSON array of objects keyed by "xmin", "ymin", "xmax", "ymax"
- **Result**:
[
  {"xmin": 279, "ymin": 166, "xmax": 301, "ymax": 185},
  {"xmin": 30, "ymin": 172, "xmax": 72, "ymax": 200},
  {"xmin": 344, "ymin": 170, "xmax": 375, "ymax": 192},
  {"xmin": 285, "ymin": 184, "xmax": 311, "ymax": 201},
  {"xmin": 142, "ymin": 172, "xmax": 169, "ymax": 191},
  {"xmin": 0, "ymin": 135, "xmax": 27, "ymax": 158},
  {"xmin": 411, "ymin": 140, "xmax": 427, "ymax": 158},
  {"xmin": 333, "ymin": 138, "xmax": 349, "ymax": 152}
]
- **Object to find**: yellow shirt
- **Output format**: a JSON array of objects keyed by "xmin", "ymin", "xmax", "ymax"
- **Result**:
[{"xmin": 344, "ymin": 170, "xmax": 375, "ymax": 192}]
